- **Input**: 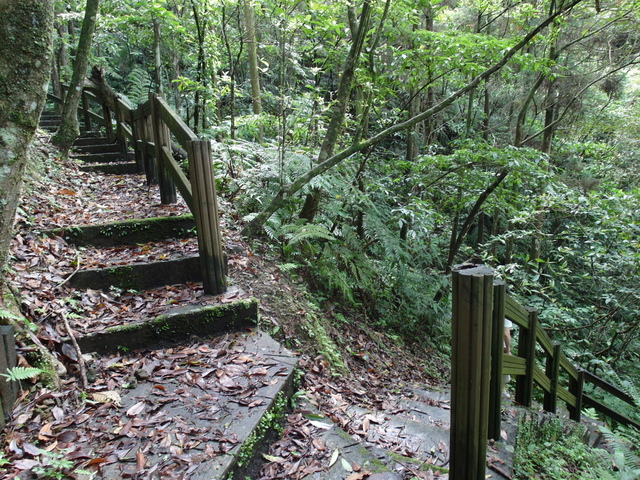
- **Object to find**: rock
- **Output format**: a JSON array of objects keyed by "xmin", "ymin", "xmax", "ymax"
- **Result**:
[{"xmin": 134, "ymin": 369, "xmax": 150, "ymax": 381}]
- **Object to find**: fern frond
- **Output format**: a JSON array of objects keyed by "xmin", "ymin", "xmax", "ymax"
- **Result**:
[
  {"xmin": 1, "ymin": 366, "xmax": 43, "ymax": 382},
  {"xmin": 283, "ymin": 223, "xmax": 334, "ymax": 246}
]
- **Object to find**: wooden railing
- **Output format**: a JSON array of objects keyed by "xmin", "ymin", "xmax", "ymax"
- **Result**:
[
  {"xmin": 0, "ymin": 325, "xmax": 17, "ymax": 431},
  {"xmin": 47, "ymin": 87, "xmax": 226, "ymax": 295},
  {"xmin": 450, "ymin": 265, "xmax": 639, "ymax": 480}
]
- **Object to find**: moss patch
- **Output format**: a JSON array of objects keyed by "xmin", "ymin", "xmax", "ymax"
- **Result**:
[
  {"xmin": 43, "ymin": 214, "xmax": 195, "ymax": 247},
  {"xmin": 76, "ymin": 298, "xmax": 259, "ymax": 354}
]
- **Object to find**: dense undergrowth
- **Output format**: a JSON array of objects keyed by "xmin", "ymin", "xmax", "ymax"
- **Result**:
[{"xmin": 513, "ymin": 414, "xmax": 640, "ymax": 479}]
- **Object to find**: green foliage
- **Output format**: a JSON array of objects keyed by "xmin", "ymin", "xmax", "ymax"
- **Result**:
[
  {"xmin": 598, "ymin": 425, "xmax": 640, "ymax": 480},
  {"xmin": 1, "ymin": 366, "xmax": 43, "ymax": 382},
  {"xmin": 513, "ymin": 414, "xmax": 611, "ymax": 479}
]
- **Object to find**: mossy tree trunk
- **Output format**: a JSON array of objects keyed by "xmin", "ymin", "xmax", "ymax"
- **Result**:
[
  {"xmin": 51, "ymin": 0, "xmax": 100, "ymax": 153},
  {"xmin": 0, "ymin": 0, "xmax": 54, "ymax": 303}
]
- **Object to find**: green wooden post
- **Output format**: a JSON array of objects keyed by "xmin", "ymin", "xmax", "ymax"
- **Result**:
[
  {"xmin": 188, "ymin": 139, "xmax": 226, "ymax": 295},
  {"xmin": 544, "ymin": 342, "xmax": 561, "ymax": 413},
  {"xmin": 515, "ymin": 308, "xmax": 537, "ymax": 407},
  {"xmin": 488, "ymin": 281, "xmax": 506, "ymax": 440},
  {"xmin": 451, "ymin": 265, "xmax": 494, "ymax": 480},
  {"xmin": 569, "ymin": 369, "xmax": 585, "ymax": 422}
]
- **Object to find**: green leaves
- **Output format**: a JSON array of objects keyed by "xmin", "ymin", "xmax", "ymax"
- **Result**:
[{"xmin": 1, "ymin": 366, "xmax": 43, "ymax": 382}]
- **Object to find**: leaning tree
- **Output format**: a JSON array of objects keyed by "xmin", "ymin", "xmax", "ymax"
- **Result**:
[{"xmin": 0, "ymin": 0, "xmax": 54, "ymax": 304}]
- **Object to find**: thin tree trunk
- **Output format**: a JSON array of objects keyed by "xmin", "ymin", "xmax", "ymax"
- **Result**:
[
  {"xmin": 445, "ymin": 169, "xmax": 509, "ymax": 272},
  {"xmin": 51, "ymin": 0, "xmax": 100, "ymax": 152},
  {"xmin": 299, "ymin": 0, "xmax": 372, "ymax": 222},
  {"xmin": 154, "ymin": 18, "xmax": 163, "ymax": 94},
  {"xmin": 244, "ymin": 0, "xmax": 262, "ymax": 122},
  {"xmin": 191, "ymin": 0, "xmax": 206, "ymax": 133},
  {"xmin": 0, "ymin": 0, "xmax": 54, "ymax": 296}
]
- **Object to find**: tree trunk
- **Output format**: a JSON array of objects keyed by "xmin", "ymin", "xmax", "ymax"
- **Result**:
[
  {"xmin": 153, "ymin": 18, "xmax": 163, "ymax": 94},
  {"xmin": 51, "ymin": 0, "xmax": 100, "ymax": 152},
  {"xmin": 244, "ymin": 0, "xmax": 262, "ymax": 120},
  {"xmin": 299, "ymin": 0, "xmax": 372, "ymax": 222},
  {"xmin": 0, "ymin": 0, "xmax": 54, "ymax": 297}
]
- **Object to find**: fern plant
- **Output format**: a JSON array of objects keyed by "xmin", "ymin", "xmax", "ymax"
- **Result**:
[{"xmin": 1, "ymin": 366, "xmax": 43, "ymax": 382}]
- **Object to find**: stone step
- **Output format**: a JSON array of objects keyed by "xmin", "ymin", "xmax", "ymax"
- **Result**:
[
  {"xmin": 73, "ymin": 143, "xmax": 122, "ymax": 154},
  {"xmin": 79, "ymin": 162, "xmax": 140, "ymax": 175},
  {"xmin": 74, "ymin": 135, "xmax": 112, "ymax": 146},
  {"xmin": 42, "ymin": 214, "xmax": 196, "ymax": 247},
  {"xmin": 75, "ymin": 328, "xmax": 298, "ymax": 480},
  {"xmin": 71, "ymin": 152, "xmax": 127, "ymax": 163}
]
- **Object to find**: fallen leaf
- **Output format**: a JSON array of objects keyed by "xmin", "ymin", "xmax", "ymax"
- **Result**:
[
  {"xmin": 309, "ymin": 420, "xmax": 332, "ymax": 430},
  {"xmin": 262, "ymin": 454, "xmax": 285, "ymax": 463},
  {"xmin": 136, "ymin": 450, "xmax": 146, "ymax": 472},
  {"xmin": 341, "ymin": 457, "xmax": 353, "ymax": 472},
  {"xmin": 126, "ymin": 401, "xmax": 145, "ymax": 417},
  {"xmin": 345, "ymin": 471, "xmax": 371, "ymax": 480},
  {"xmin": 91, "ymin": 391, "xmax": 122, "ymax": 407},
  {"xmin": 328, "ymin": 449, "xmax": 339, "ymax": 467},
  {"xmin": 38, "ymin": 422, "xmax": 54, "ymax": 441}
]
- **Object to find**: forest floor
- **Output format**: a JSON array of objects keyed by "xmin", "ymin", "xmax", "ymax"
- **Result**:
[{"xmin": 1, "ymin": 131, "xmax": 513, "ymax": 479}]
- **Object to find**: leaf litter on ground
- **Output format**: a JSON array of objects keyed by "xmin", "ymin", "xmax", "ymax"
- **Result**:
[{"xmin": 2, "ymin": 133, "xmax": 451, "ymax": 479}]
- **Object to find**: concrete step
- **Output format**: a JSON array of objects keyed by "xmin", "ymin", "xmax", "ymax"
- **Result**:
[
  {"xmin": 76, "ymin": 329, "xmax": 298, "ymax": 480},
  {"xmin": 68, "ymin": 255, "xmax": 202, "ymax": 292},
  {"xmin": 71, "ymin": 152, "xmax": 127, "ymax": 163},
  {"xmin": 42, "ymin": 214, "xmax": 196, "ymax": 247},
  {"xmin": 278, "ymin": 384, "xmax": 514, "ymax": 479},
  {"xmin": 73, "ymin": 143, "xmax": 122, "ymax": 155},
  {"xmin": 79, "ymin": 162, "xmax": 140, "ymax": 174},
  {"xmin": 74, "ymin": 136, "xmax": 112, "ymax": 146}
]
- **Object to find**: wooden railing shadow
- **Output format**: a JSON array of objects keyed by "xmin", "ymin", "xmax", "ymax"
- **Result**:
[
  {"xmin": 450, "ymin": 265, "xmax": 639, "ymax": 480},
  {"xmin": 46, "ymin": 87, "xmax": 226, "ymax": 295}
]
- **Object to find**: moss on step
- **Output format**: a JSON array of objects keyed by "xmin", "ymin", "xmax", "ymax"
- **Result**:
[
  {"xmin": 301, "ymin": 312, "xmax": 346, "ymax": 374},
  {"xmin": 43, "ymin": 214, "xmax": 196, "ymax": 247},
  {"xmin": 76, "ymin": 298, "xmax": 259, "ymax": 354}
]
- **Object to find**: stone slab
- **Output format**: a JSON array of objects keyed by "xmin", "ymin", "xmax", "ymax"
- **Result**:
[
  {"xmin": 43, "ymin": 214, "xmax": 195, "ymax": 247},
  {"xmin": 82, "ymin": 329, "xmax": 297, "ymax": 480},
  {"xmin": 69, "ymin": 255, "xmax": 201, "ymax": 291},
  {"xmin": 77, "ymin": 299, "xmax": 259, "ymax": 354}
]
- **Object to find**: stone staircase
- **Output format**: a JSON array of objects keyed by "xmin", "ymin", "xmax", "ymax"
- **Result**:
[
  {"xmin": 39, "ymin": 110, "xmax": 138, "ymax": 174},
  {"xmin": 27, "ymin": 111, "xmax": 518, "ymax": 480}
]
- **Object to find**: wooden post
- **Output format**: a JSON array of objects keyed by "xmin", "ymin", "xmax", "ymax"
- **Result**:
[
  {"xmin": 128, "ymin": 107, "xmax": 141, "ymax": 173},
  {"xmin": 150, "ymin": 93, "xmax": 177, "ymax": 204},
  {"xmin": 114, "ymin": 100, "xmax": 128, "ymax": 157},
  {"xmin": 103, "ymin": 104, "xmax": 115, "ymax": 142},
  {"xmin": 544, "ymin": 342, "xmax": 561, "ymax": 413},
  {"xmin": 515, "ymin": 308, "xmax": 538, "ymax": 407},
  {"xmin": 451, "ymin": 265, "xmax": 494, "ymax": 480},
  {"xmin": 0, "ymin": 325, "xmax": 17, "ymax": 430},
  {"xmin": 488, "ymin": 281, "xmax": 506, "ymax": 440},
  {"xmin": 134, "ymin": 107, "xmax": 146, "ymax": 174},
  {"xmin": 143, "ymin": 112, "xmax": 158, "ymax": 185},
  {"xmin": 569, "ymin": 369, "xmax": 585, "ymax": 422},
  {"xmin": 81, "ymin": 91, "xmax": 92, "ymax": 133},
  {"xmin": 188, "ymin": 139, "xmax": 226, "ymax": 295}
]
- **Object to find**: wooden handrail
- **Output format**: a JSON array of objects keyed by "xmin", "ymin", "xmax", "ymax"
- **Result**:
[
  {"xmin": 48, "ymin": 83, "xmax": 226, "ymax": 295},
  {"xmin": 451, "ymin": 265, "xmax": 640, "ymax": 478},
  {"xmin": 499, "ymin": 289, "xmax": 639, "ymax": 432}
]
